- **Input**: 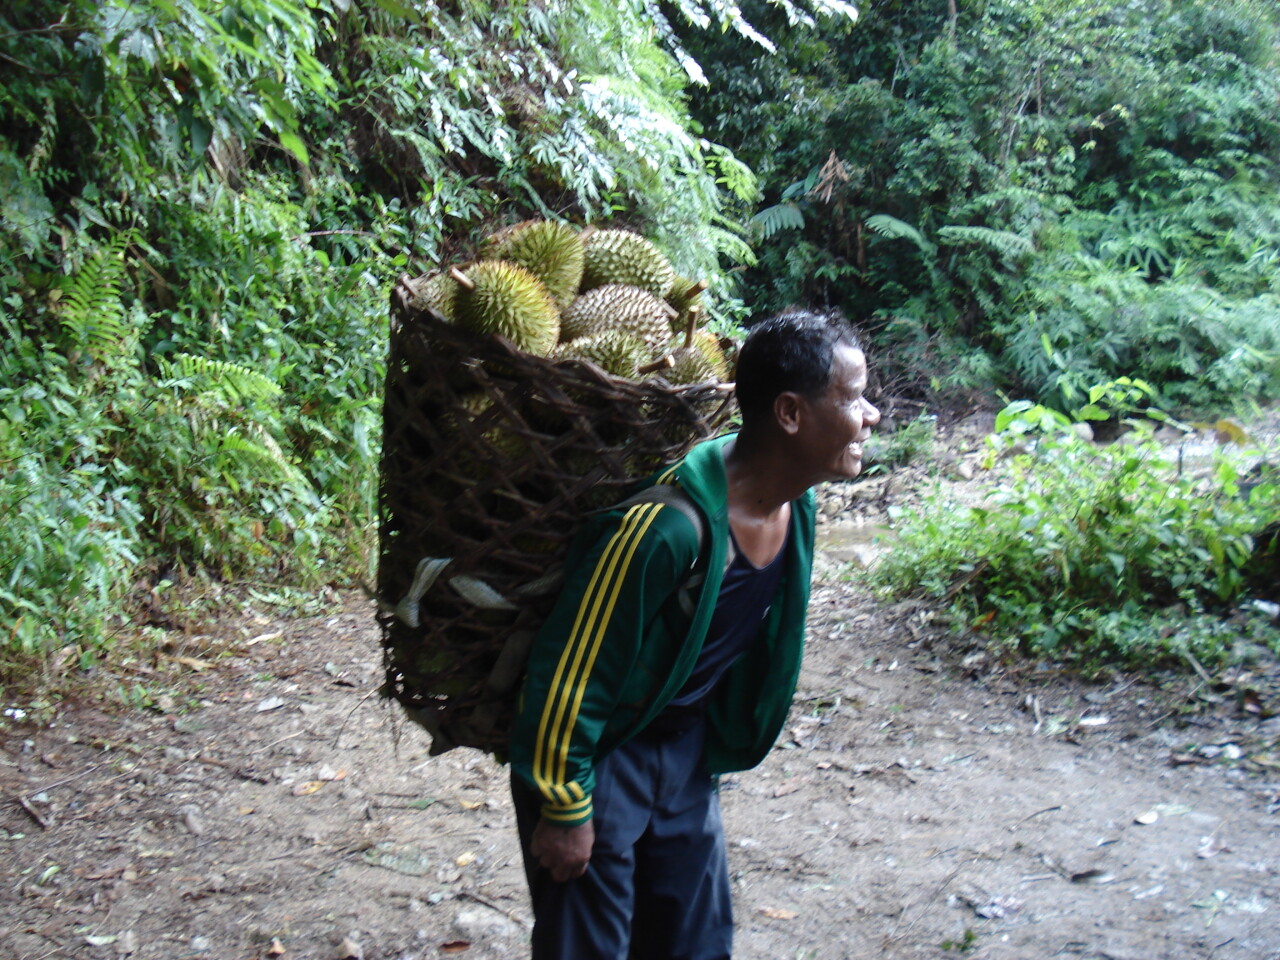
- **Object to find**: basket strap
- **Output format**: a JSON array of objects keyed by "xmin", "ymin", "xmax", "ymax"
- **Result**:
[{"xmin": 614, "ymin": 483, "xmax": 734, "ymax": 618}]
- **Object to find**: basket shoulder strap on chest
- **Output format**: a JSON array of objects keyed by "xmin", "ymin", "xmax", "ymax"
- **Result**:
[{"xmin": 614, "ymin": 483, "xmax": 734, "ymax": 617}]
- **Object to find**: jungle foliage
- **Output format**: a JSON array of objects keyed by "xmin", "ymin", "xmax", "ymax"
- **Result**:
[
  {"xmin": 3, "ymin": 0, "xmax": 1279, "ymax": 683},
  {"xmin": 1, "ymin": 0, "xmax": 857, "ymax": 665},
  {"xmin": 682, "ymin": 0, "xmax": 1280, "ymax": 409}
]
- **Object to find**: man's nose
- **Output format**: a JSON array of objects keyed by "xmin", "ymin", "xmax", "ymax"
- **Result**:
[{"xmin": 862, "ymin": 399, "xmax": 881, "ymax": 429}]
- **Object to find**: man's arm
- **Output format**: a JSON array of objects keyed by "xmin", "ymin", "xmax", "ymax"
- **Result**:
[{"xmin": 509, "ymin": 500, "xmax": 699, "ymax": 857}]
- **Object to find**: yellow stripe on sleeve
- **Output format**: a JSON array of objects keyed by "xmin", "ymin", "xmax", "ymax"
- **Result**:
[
  {"xmin": 554, "ymin": 506, "xmax": 662, "ymax": 786},
  {"xmin": 531, "ymin": 503, "xmax": 663, "ymax": 800}
]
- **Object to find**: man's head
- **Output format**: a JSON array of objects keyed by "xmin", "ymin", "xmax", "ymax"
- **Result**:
[{"xmin": 734, "ymin": 308, "xmax": 880, "ymax": 481}]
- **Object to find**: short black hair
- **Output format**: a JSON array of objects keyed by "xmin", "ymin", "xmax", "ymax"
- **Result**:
[{"xmin": 734, "ymin": 308, "xmax": 863, "ymax": 428}]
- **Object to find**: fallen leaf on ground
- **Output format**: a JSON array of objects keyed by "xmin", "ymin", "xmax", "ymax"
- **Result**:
[
  {"xmin": 292, "ymin": 780, "xmax": 325, "ymax": 796},
  {"xmin": 455, "ymin": 851, "xmax": 476, "ymax": 867},
  {"xmin": 758, "ymin": 907, "xmax": 798, "ymax": 920},
  {"xmin": 361, "ymin": 841, "xmax": 432, "ymax": 876},
  {"xmin": 1070, "ymin": 868, "xmax": 1113, "ymax": 884},
  {"xmin": 256, "ymin": 697, "xmax": 286, "ymax": 712},
  {"xmin": 773, "ymin": 778, "xmax": 806, "ymax": 798},
  {"xmin": 440, "ymin": 942, "xmax": 471, "ymax": 954}
]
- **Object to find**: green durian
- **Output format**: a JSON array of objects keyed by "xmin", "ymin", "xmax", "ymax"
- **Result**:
[
  {"xmin": 581, "ymin": 229, "xmax": 675, "ymax": 298},
  {"xmin": 561, "ymin": 283, "xmax": 673, "ymax": 350},
  {"xmin": 689, "ymin": 328, "xmax": 730, "ymax": 381},
  {"xmin": 444, "ymin": 391, "xmax": 528, "ymax": 470},
  {"xmin": 406, "ymin": 269, "xmax": 458, "ymax": 323},
  {"xmin": 484, "ymin": 220, "xmax": 585, "ymax": 311},
  {"xmin": 556, "ymin": 331, "xmax": 648, "ymax": 379},
  {"xmin": 664, "ymin": 345, "xmax": 720, "ymax": 386},
  {"xmin": 453, "ymin": 261, "xmax": 560, "ymax": 357},
  {"xmin": 665, "ymin": 276, "xmax": 708, "ymax": 333}
]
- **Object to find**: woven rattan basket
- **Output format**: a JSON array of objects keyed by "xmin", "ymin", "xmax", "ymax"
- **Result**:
[{"xmin": 378, "ymin": 274, "xmax": 736, "ymax": 755}]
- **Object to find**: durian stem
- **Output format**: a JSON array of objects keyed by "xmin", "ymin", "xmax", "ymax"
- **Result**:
[
  {"xmin": 688, "ymin": 279, "xmax": 709, "ymax": 298},
  {"xmin": 683, "ymin": 305, "xmax": 700, "ymax": 350},
  {"xmin": 449, "ymin": 266, "xmax": 476, "ymax": 292},
  {"xmin": 639, "ymin": 354, "xmax": 675, "ymax": 375}
]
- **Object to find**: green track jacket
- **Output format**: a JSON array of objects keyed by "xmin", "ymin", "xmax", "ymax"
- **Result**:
[{"xmin": 509, "ymin": 433, "xmax": 816, "ymax": 826}]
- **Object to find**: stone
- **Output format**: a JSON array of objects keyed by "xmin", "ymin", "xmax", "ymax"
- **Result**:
[{"xmin": 453, "ymin": 907, "xmax": 522, "ymax": 941}]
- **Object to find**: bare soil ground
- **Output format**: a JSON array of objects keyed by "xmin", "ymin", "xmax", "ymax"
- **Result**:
[{"xmin": 3, "ymin": 420, "xmax": 1279, "ymax": 960}]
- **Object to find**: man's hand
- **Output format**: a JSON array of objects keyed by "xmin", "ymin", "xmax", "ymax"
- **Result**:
[{"xmin": 530, "ymin": 818, "xmax": 595, "ymax": 882}]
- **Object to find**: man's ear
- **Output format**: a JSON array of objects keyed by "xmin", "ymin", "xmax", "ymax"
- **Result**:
[{"xmin": 774, "ymin": 391, "xmax": 803, "ymax": 435}]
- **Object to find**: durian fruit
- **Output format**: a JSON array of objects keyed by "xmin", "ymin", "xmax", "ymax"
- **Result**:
[
  {"xmin": 406, "ymin": 269, "xmax": 458, "ymax": 323},
  {"xmin": 444, "ymin": 391, "xmax": 528, "ymax": 470},
  {"xmin": 561, "ymin": 283, "xmax": 673, "ymax": 351},
  {"xmin": 665, "ymin": 276, "xmax": 708, "ymax": 334},
  {"xmin": 689, "ymin": 327, "xmax": 730, "ymax": 381},
  {"xmin": 452, "ymin": 261, "xmax": 560, "ymax": 357},
  {"xmin": 483, "ymin": 220, "xmax": 584, "ymax": 311},
  {"xmin": 580, "ymin": 229, "xmax": 675, "ymax": 299},
  {"xmin": 664, "ymin": 344, "xmax": 719, "ymax": 386},
  {"xmin": 556, "ymin": 331, "xmax": 648, "ymax": 379}
]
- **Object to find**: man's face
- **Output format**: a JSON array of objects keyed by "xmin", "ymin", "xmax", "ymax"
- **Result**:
[{"xmin": 798, "ymin": 344, "xmax": 880, "ymax": 481}]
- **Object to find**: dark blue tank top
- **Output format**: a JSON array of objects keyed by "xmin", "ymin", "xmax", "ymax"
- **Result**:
[{"xmin": 666, "ymin": 525, "xmax": 790, "ymax": 709}]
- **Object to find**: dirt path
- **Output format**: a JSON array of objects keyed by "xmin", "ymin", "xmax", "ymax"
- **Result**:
[{"xmin": 3, "ymin": 564, "xmax": 1277, "ymax": 960}]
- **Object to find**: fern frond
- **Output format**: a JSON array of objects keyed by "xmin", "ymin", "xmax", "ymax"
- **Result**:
[
  {"xmin": 59, "ymin": 237, "xmax": 131, "ymax": 360},
  {"xmin": 218, "ymin": 430, "xmax": 302, "ymax": 484},
  {"xmin": 865, "ymin": 214, "xmax": 935, "ymax": 254},
  {"xmin": 751, "ymin": 202, "xmax": 806, "ymax": 239},
  {"xmin": 937, "ymin": 226, "xmax": 1034, "ymax": 258},
  {"xmin": 160, "ymin": 353, "xmax": 283, "ymax": 405}
]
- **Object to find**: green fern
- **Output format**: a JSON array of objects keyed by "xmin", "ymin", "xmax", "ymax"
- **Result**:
[
  {"xmin": 751, "ymin": 202, "xmax": 806, "ymax": 239},
  {"xmin": 57, "ymin": 237, "xmax": 131, "ymax": 361},
  {"xmin": 936, "ymin": 225, "xmax": 1034, "ymax": 258},
  {"xmin": 159, "ymin": 353, "xmax": 283, "ymax": 405},
  {"xmin": 864, "ymin": 214, "xmax": 935, "ymax": 255}
]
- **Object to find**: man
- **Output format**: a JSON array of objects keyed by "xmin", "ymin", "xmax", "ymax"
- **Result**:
[{"xmin": 509, "ymin": 308, "xmax": 880, "ymax": 959}]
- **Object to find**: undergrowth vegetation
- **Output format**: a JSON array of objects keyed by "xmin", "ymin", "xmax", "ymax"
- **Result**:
[
  {"xmin": 871, "ymin": 385, "xmax": 1280, "ymax": 673},
  {"xmin": 684, "ymin": 0, "xmax": 1280, "ymax": 410}
]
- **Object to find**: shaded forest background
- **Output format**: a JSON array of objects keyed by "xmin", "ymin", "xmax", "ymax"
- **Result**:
[{"xmin": 2, "ymin": 0, "xmax": 1278, "ymax": 685}]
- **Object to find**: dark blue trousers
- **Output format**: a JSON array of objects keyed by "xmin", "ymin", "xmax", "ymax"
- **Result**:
[{"xmin": 512, "ymin": 718, "xmax": 733, "ymax": 960}]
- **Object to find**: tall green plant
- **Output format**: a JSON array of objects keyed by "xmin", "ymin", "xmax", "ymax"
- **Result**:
[{"xmin": 871, "ymin": 391, "xmax": 1279, "ymax": 672}]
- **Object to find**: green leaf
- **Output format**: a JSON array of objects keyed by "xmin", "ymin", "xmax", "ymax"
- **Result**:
[
  {"xmin": 276, "ymin": 128, "xmax": 310, "ymax": 166},
  {"xmin": 190, "ymin": 117, "xmax": 213, "ymax": 157},
  {"xmin": 369, "ymin": 0, "xmax": 422, "ymax": 21}
]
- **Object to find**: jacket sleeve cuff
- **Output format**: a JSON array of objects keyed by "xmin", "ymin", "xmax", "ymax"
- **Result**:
[{"xmin": 540, "ymin": 795, "xmax": 593, "ymax": 826}]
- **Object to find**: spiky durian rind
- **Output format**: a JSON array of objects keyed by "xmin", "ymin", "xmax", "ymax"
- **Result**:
[
  {"xmin": 485, "ymin": 220, "xmax": 585, "ymax": 311},
  {"xmin": 581, "ymin": 229, "xmax": 675, "ymax": 298},
  {"xmin": 406, "ymin": 269, "xmax": 458, "ymax": 323},
  {"xmin": 454, "ymin": 260, "xmax": 561, "ymax": 357},
  {"xmin": 556, "ymin": 331, "xmax": 648, "ymax": 379},
  {"xmin": 561, "ymin": 283, "xmax": 670, "ymax": 350}
]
